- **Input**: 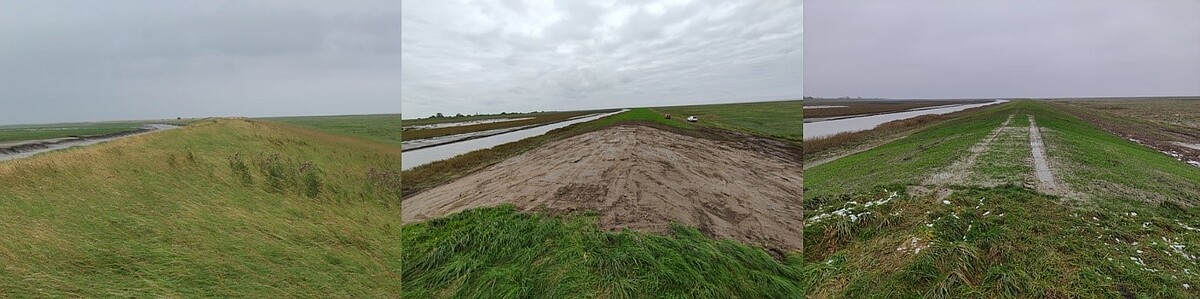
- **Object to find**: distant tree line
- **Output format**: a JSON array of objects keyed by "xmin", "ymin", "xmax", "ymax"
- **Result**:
[{"xmin": 425, "ymin": 110, "xmax": 547, "ymax": 119}]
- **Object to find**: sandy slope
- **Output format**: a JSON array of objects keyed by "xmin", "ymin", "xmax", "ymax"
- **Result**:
[{"xmin": 403, "ymin": 125, "xmax": 803, "ymax": 252}]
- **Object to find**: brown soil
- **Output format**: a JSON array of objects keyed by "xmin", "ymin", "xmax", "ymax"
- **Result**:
[{"xmin": 402, "ymin": 124, "xmax": 803, "ymax": 253}]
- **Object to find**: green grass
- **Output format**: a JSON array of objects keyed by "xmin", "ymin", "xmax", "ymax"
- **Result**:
[
  {"xmin": 0, "ymin": 119, "xmax": 402, "ymax": 297},
  {"xmin": 0, "ymin": 122, "xmax": 148, "ymax": 143},
  {"xmin": 262, "ymin": 114, "xmax": 401, "ymax": 145},
  {"xmin": 653, "ymin": 100, "xmax": 802, "ymax": 143},
  {"xmin": 403, "ymin": 205, "xmax": 806, "ymax": 298},
  {"xmin": 804, "ymin": 101, "xmax": 1200, "ymax": 297},
  {"xmin": 805, "ymin": 103, "xmax": 1012, "ymax": 198}
]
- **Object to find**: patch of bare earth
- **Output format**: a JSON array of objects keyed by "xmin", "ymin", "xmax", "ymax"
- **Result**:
[
  {"xmin": 1028, "ymin": 115, "xmax": 1064, "ymax": 195},
  {"xmin": 924, "ymin": 114, "xmax": 1014, "ymax": 186},
  {"xmin": 402, "ymin": 125, "xmax": 803, "ymax": 252}
]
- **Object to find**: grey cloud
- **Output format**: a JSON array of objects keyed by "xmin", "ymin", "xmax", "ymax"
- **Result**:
[
  {"xmin": 0, "ymin": 0, "xmax": 399, "ymax": 125},
  {"xmin": 805, "ymin": 0, "xmax": 1200, "ymax": 99},
  {"xmin": 402, "ymin": 0, "xmax": 802, "ymax": 118}
]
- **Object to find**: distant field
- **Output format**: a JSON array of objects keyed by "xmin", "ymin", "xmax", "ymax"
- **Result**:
[
  {"xmin": 654, "ymin": 100, "xmax": 803, "ymax": 142},
  {"xmin": 0, "ymin": 119, "xmax": 402, "ymax": 297},
  {"xmin": 1058, "ymin": 97, "xmax": 1200, "ymax": 131},
  {"xmin": 262, "ymin": 114, "xmax": 401, "ymax": 145},
  {"xmin": 402, "ymin": 111, "xmax": 553, "ymax": 126},
  {"xmin": 1, "ymin": 122, "xmax": 148, "ymax": 143},
  {"xmin": 804, "ymin": 99, "xmax": 988, "ymax": 119}
]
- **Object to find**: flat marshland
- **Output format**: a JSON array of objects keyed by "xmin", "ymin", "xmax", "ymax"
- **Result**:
[
  {"xmin": 262, "ymin": 113, "xmax": 402, "ymax": 145},
  {"xmin": 0, "ymin": 120, "xmax": 191, "ymax": 144},
  {"xmin": 402, "ymin": 101, "xmax": 807, "ymax": 297},
  {"xmin": 1056, "ymin": 98, "xmax": 1200, "ymax": 166},
  {"xmin": 0, "ymin": 118, "xmax": 402, "ymax": 297},
  {"xmin": 804, "ymin": 100, "xmax": 1200, "ymax": 298}
]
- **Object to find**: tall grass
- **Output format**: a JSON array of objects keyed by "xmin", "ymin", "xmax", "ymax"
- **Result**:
[
  {"xmin": 403, "ymin": 205, "xmax": 806, "ymax": 298},
  {"xmin": 0, "ymin": 118, "xmax": 402, "ymax": 297}
]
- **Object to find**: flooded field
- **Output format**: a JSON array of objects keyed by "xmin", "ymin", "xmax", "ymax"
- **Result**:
[
  {"xmin": 804, "ymin": 100, "xmax": 1006, "ymax": 140},
  {"xmin": 403, "ymin": 117, "xmax": 534, "ymax": 130},
  {"xmin": 402, "ymin": 109, "xmax": 627, "ymax": 170}
]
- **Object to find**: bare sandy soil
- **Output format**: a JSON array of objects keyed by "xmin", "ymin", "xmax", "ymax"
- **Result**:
[{"xmin": 402, "ymin": 125, "xmax": 803, "ymax": 252}]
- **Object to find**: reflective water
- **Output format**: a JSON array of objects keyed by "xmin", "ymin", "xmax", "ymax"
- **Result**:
[
  {"xmin": 402, "ymin": 109, "xmax": 629, "ymax": 170},
  {"xmin": 403, "ymin": 117, "xmax": 534, "ymax": 130},
  {"xmin": 803, "ymin": 100, "xmax": 1007, "ymax": 140}
]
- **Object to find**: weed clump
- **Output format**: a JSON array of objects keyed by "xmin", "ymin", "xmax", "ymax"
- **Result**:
[{"xmin": 228, "ymin": 152, "xmax": 252, "ymax": 185}]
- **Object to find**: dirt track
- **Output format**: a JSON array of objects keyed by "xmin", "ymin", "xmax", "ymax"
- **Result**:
[
  {"xmin": 1028, "ymin": 115, "xmax": 1061, "ymax": 192},
  {"xmin": 925, "ymin": 114, "xmax": 1014, "ymax": 186},
  {"xmin": 402, "ymin": 125, "xmax": 803, "ymax": 252}
]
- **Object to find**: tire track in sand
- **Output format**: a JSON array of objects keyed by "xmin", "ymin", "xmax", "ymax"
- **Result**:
[
  {"xmin": 924, "ymin": 114, "xmax": 1014, "ymax": 186},
  {"xmin": 1028, "ymin": 115, "xmax": 1061, "ymax": 193}
]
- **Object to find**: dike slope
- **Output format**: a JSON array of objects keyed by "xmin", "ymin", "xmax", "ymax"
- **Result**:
[
  {"xmin": 0, "ymin": 119, "xmax": 402, "ymax": 297},
  {"xmin": 403, "ymin": 124, "xmax": 803, "ymax": 252}
]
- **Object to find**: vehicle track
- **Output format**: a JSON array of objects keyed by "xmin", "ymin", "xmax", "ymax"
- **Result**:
[
  {"xmin": 1028, "ymin": 115, "xmax": 1061, "ymax": 193},
  {"xmin": 924, "ymin": 114, "xmax": 1014, "ymax": 186}
]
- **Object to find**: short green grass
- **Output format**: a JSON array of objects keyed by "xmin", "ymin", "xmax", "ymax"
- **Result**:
[
  {"xmin": 0, "ymin": 119, "xmax": 402, "ymax": 297},
  {"xmin": 0, "ymin": 122, "xmax": 148, "ymax": 143},
  {"xmin": 262, "ymin": 114, "xmax": 401, "ymax": 145},
  {"xmin": 403, "ymin": 205, "xmax": 806, "ymax": 298},
  {"xmin": 804, "ymin": 101, "xmax": 1200, "ymax": 297},
  {"xmin": 653, "ymin": 100, "xmax": 802, "ymax": 143}
]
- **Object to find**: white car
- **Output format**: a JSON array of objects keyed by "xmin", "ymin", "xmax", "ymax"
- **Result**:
[{"xmin": 686, "ymin": 115, "xmax": 699, "ymax": 122}]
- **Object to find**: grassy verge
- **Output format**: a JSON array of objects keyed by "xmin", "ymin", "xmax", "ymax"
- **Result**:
[
  {"xmin": 805, "ymin": 104, "xmax": 1013, "ymax": 198},
  {"xmin": 261, "ymin": 114, "xmax": 401, "ymax": 145},
  {"xmin": 404, "ymin": 205, "xmax": 806, "ymax": 298},
  {"xmin": 0, "ymin": 119, "xmax": 402, "ymax": 297},
  {"xmin": 653, "ymin": 100, "xmax": 802, "ymax": 143},
  {"xmin": 804, "ymin": 104, "xmax": 1003, "ymax": 164},
  {"xmin": 400, "ymin": 110, "xmax": 608, "ymax": 141}
]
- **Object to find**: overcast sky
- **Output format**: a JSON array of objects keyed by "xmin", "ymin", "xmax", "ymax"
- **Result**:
[
  {"xmin": 0, "ymin": 0, "xmax": 399, "ymax": 125},
  {"xmin": 806, "ymin": 0, "xmax": 1200, "ymax": 99},
  {"xmin": 401, "ymin": 0, "xmax": 802, "ymax": 119}
]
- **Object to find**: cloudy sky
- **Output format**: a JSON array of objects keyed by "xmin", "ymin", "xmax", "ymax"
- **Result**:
[
  {"xmin": 0, "ymin": 0, "xmax": 399, "ymax": 125},
  {"xmin": 806, "ymin": 0, "xmax": 1200, "ymax": 99},
  {"xmin": 402, "ymin": 0, "xmax": 802, "ymax": 119}
]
